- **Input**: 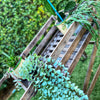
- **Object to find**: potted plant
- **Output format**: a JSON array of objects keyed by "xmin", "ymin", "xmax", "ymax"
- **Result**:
[
  {"xmin": 16, "ymin": 54, "xmax": 89, "ymax": 100},
  {"xmin": 41, "ymin": 0, "xmax": 100, "ymax": 45}
]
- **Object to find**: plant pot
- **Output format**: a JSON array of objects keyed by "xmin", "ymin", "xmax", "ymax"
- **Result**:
[
  {"xmin": 12, "ymin": 59, "xmax": 25, "ymax": 78},
  {"xmin": 55, "ymin": 17, "xmax": 69, "ymax": 35}
]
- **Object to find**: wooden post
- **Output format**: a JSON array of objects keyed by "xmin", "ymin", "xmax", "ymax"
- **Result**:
[
  {"xmin": 87, "ymin": 64, "xmax": 100, "ymax": 97},
  {"xmin": 83, "ymin": 44, "xmax": 97, "ymax": 93},
  {"xmin": 20, "ymin": 83, "xmax": 37, "ymax": 100}
]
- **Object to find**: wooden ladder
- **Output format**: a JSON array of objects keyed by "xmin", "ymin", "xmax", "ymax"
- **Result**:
[{"xmin": 0, "ymin": 15, "xmax": 99, "ymax": 100}]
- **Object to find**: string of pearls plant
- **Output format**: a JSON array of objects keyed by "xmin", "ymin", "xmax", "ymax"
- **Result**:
[{"xmin": 17, "ymin": 54, "xmax": 88, "ymax": 100}]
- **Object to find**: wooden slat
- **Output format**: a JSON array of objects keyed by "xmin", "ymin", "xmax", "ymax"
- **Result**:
[
  {"xmin": 61, "ymin": 26, "xmax": 87, "ymax": 65},
  {"xmin": 20, "ymin": 15, "xmax": 55, "ymax": 59},
  {"xmin": 20, "ymin": 83, "xmax": 37, "ymax": 100},
  {"xmin": 68, "ymin": 33, "xmax": 92, "ymax": 74},
  {"xmin": 83, "ymin": 44, "xmax": 97, "ymax": 93},
  {"xmin": 41, "ymin": 30, "xmax": 60, "ymax": 56},
  {"xmin": 0, "ymin": 79, "xmax": 15, "ymax": 100},
  {"xmin": 68, "ymin": 24, "xmax": 97, "ymax": 74},
  {"xmin": 59, "ymin": 54, "xmax": 64, "ymax": 58},
  {"xmin": 10, "ymin": 73, "xmax": 27, "ymax": 91},
  {"xmin": 87, "ymin": 65, "xmax": 100, "ymax": 97},
  {"xmin": 50, "ymin": 22, "xmax": 79, "ymax": 60},
  {"xmin": 0, "ymin": 72, "xmax": 10, "ymax": 87},
  {"xmin": 63, "ymin": 48, "xmax": 68, "ymax": 52},
  {"xmin": 35, "ymin": 26, "xmax": 57, "ymax": 55}
]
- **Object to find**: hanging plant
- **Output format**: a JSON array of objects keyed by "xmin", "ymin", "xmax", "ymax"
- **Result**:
[
  {"xmin": 41, "ymin": 0, "xmax": 100, "ymax": 45},
  {"xmin": 16, "ymin": 54, "xmax": 88, "ymax": 100},
  {"xmin": 65, "ymin": 0, "xmax": 100, "ymax": 46}
]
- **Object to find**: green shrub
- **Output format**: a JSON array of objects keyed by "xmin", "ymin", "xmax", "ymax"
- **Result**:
[
  {"xmin": 0, "ymin": 0, "xmax": 50, "ymax": 73},
  {"xmin": 42, "ymin": 0, "xmax": 100, "ymax": 45}
]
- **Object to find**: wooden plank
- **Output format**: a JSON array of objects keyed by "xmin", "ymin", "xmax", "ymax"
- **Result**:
[
  {"xmin": 63, "ymin": 48, "xmax": 68, "ymax": 52},
  {"xmin": 51, "ymin": 22, "xmax": 79, "ymax": 60},
  {"xmin": 10, "ymin": 73, "xmax": 27, "ymax": 91},
  {"xmin": 68, "ymin": 33, "xmax": 92, "ymax": 74},
  {"xmin": 0, "ymin": 78, "xmax": 15, "ymax": 100},
  {"xmin": 0, "ymin": 72, "xmax": 10, "ymax": 87},
  {"xmin": 68, "ymin": 24, "xmax": 97, "ymax": 74},
  {"xmin": 20, "ymin": 15, "xmax": 55, "ymax": 59},
  {"xmin": 83, "ymin": 44, "xmax": 97, "ymax": 93},
  {"xmin": 59, "ymin": 54, "xmax": 64, "ymax": 58},
  {"xmin": 41, "ymin": 30, "xmax": 60, "ymax": 56},
  {"xmin": 61, "ymin": 26, "xmax": 87, "ymax": 65},
  {"xmin": 35, "ymin": 26, "xmax": 57, "ymax": 55},
  {"xmin": 87, "ymin": 65, "xmax": 100, "ymax": 97},
  {"xmin": 20, "ymin": 83, "xmax": 37, "ymax": 100}
]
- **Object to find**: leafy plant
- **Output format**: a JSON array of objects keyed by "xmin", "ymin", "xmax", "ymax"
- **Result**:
[
  {"xmin": 17, "ymin": 54, "xmax": 88, "ymax": 100},
  {"xmin": 41, "ymin": 0, "xmax": 100, "ymax": 46},
  {"xmin": 0, "ymin": 0, "xmax": 50, "ymax": 73},
  {"xmin": 66, "ymin": 0, "xmax": 100, "ymax": 46}
]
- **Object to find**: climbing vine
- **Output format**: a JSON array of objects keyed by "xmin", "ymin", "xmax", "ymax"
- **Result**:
[{"xmin": 17, "ymin": 54, "xmax": 88, "ymax": 100}]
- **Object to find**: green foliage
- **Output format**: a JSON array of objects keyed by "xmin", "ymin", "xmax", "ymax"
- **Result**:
[
  {"xmin": 42, "ymin": 0, "xmax": 55, "ymax": 15},
  {"xmin": 0, "ymin": 0, "xmax": 50, "ymax": 73},
  {"xmin": 41, "ymin": 0, "xmax": 100, "ymax": 46},
  {"xmin": 64, "ymin": 1, "xmax": 76, "ymax": 13},
  {"xmin": 17, "ymin": 54, "xmax": 88, "ymax": 100},
  {"xmin": 66, "ymin": 0, "xmax": 100, "ymax": 46}
]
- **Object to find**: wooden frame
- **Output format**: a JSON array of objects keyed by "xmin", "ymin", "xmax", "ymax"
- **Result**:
[
  {"xmin": 87, "ymin": 65, "xmax": 100, "ymax": 97},
  {"xmin": 0, "ymin": 15, "xmax": 99, "ymax": 100},
  {"xmin": 0, "ymin": 15, "xmax": 56, "ymax": 100},
  {"xmin": 20, "ymin": 15, "xmax": 56, "ymax": 59},
  {"xmin": 50, "ymin": 22, "xmax": 79, "ymax": 60},
  {"xmin": 83, "ymin": 44, "xmax": 97, "ymax": 93}
]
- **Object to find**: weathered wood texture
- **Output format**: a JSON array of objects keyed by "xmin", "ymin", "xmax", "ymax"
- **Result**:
[
  {"xmin": 10, "ymin": 73, "xmax": 27, "ymax": 91},
  {"xmin": 68, "ymin": 24, "xmax": 97, "ymax": 74},
  {"xmin": 87, "ymin": 64, "xmax": 100, "ymax": 97},
  {"xmin": 83, "ymin": 44, "xmax": 97, "ymax": 93},
  {"xmin": 0, "ymin": 78, "xmax": 15, "ymax": 100},
  {"xmin": 51, "ymin": 22, "xmax": 79, "ymax": 60},
  {"xmin": 68, "ymin": 29, "xmax": 96, "ymax": 74},
  {"xmin": 41, "ymin": 30, "xmax": 62, "ymax": 57},
  {"xmin": 0, "ymin": 72, "xmax": 10, "ymax": 87},
  {"xmin": 61, "ymin": 26, "xmax": 87, "ymax": 65},
  {"xmin": 20, "ymin": 15, "xmax": 56, "ymax": 59},
  {"xmin": 35, "ymin": 26, "xmax": 57, "ymax": 55},
  {"xmin": 20, "ymin": 83, "xmax": 37, "ymax": 100}
]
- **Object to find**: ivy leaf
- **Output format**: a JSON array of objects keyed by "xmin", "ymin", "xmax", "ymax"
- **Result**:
[
  {"xmin": 56, "ymin": 70, "xmax": 61, "ymax": 74},
  {"xmin": 42, "ymin": 81, "xmax": 47, "ymax": 86},
  {"xmin": 51, "ymin": 73, "xmax": 55, "ymax": 77},
  {"xmin": 48, "ymin": 81, "xmax": 52, "ymax": 85},
  {"xmin": 47, "ymin": 57, "xmax": 51, "ymax": 62}
]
